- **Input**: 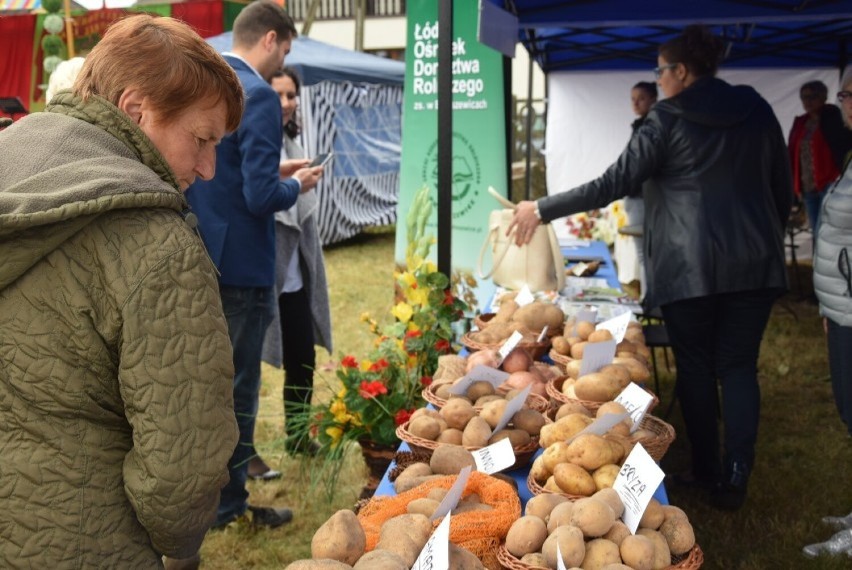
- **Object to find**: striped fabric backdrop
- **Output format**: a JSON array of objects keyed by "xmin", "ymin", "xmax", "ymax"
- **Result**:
[{"xmin": 301, "ymin": 80, "xmax": 403, "ymax": 245}]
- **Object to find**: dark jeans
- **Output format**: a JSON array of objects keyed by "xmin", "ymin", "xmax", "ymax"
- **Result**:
[
  {"xmin": 279, "ymin": 288, "xmax": 316, "ymax": 430},
  {"xmin": 802, "ymin": 190, "xmax": 825, "ymax": 234},
  {"xmin": 217, "ymin": 285, "xmax": 275, "ymax": 525},
  {"xmin": 826, "ymin": 318, "xmax": 852, "ymax": 437},
  {"xmin": 661, "ymin": 288, "xmax": 779, "ymax": 480}
]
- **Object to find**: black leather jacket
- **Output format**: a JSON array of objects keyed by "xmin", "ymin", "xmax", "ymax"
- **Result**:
[{"xmin": 539, "ymin": 76, "xmax": 793, "ymax": 309}]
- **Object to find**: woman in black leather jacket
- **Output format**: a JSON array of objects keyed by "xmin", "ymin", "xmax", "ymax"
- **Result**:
[{"xmin": 510, "ymin": 25, "xmax": 793, "ymax": 511}]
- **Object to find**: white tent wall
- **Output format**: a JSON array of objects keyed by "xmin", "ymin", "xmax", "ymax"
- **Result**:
[{"xmin": 544, "ymin": 67, "xmax": 843, "ymax": 278}]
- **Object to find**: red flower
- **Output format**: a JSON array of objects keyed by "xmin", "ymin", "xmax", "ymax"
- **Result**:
[
  {"xmin": 443, "ymin": 290, "xmax": 455, "ymax": 306},
  {"xmin": 435, "ymin": 339, "xmax": 451, "ymax": 353},
  {"xmin": 369, "ymin": 358, "xmax": 389, "ymax": 372},
  {"xmin": 420, "ymin": 376, "xmax": 433, "ymax": 387},
  {"xmin": 405, "ymin": 330, "xmax": 422, "ymax": 339},
  {"xmin": 394, "ymin": 408, "xmax": 415, "ymax": 426},
  {"xmin": 359, "ymin": 380, "xmax": 388, "ymax": 399},
  {"xmin": 341, "ymin": 355, "xmax": 358, "ymax": 368}
]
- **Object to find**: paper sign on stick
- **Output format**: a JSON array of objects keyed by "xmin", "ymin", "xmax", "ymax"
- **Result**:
[
  {"xmin": 566, "ymin": 412, "xmax": 630, "ymax": 444},
  {"xmin": 596, "ymin": 310, "xmax": 633, "ymax": 343},
  {"xmin": 556, "ymin": 527, "xmax": 568, "ymax": 570},
  {"xmin": 536, "ymin": 325, "xmax": 549, "ymax": 343},
  {"xmin": 472, "ymin": 437, "xmax": 515, "ymax": 474},
  {"xmin": 496, "ymin": 331, "xmax": 524, "ymax": 365},
  {"xmin": 515, "ymin": 285, "xmax": 535, "ymax": 307},
  {"xmin": 613, "ymin": 444, "xmax": 665, "ymax": 533},
  {"xmin": 573, "ymin": 309, "xmax": 598, "ymax": 334},
  {"xmin": 578, "ymin": 339, "xmax": 617, "ymax": 376},
  {"xmin": 614, "ymin": 383, "xmax": 655, "ymax": 432},
  {"xmin": 448, "ymin": 365, "xmax": 509, "ymax": 394},
  {"xmin": 491, "ymin": 384, "xmax": 531, "ymax": 433},
  {"xmin": 411, "ymin": 512, "xmax": 451, "ymax": 570},
  {"xmin": 431, "ymin": 466, "xmax": 472, "ymax": 521},
  {"xmin": 571, "ymin": 262, "xmax": 589, "ymax": 277}
]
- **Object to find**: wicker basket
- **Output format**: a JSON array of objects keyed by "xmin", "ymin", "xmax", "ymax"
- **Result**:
[
  {"xmin": 547, "ymin": 348, "xmax": 573, "ymax": 367},
  {"xmin": 461, "ymin": 331, "xmax": 550, "ymax": 360},
  {"xmin": 496, "ymin": 543, "xmax": 704, "ymax": 569},
  {"xmin": 395, "ymin": 421, "xmax": 540, "ymax": 471},
  {"xmin": 526, "ymin": 468, "xmax": 587, "ymax": 501},
  {"xmin": 633, "ymin": 414, "xmax": 676, "ymax": 461},
  {"xmin": 422, "ymin": 384, "xmax": 550, "ymax": 413},
  {"xmin": 546, "ymin": 375, "xmax": 660, "ymax": 414},
  {"xmin": 473, "ymin": 312, "xmax": 563, "ymax": 338}
]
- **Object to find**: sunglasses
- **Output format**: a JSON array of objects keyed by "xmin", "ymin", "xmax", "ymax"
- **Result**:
[{"xmin": 653, "ymin": 63, "xmax": 678, "ymax": 79}]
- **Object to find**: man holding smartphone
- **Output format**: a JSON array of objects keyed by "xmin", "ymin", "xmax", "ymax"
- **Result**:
[{"xmin": 185, "ymin": 1, "xmax": 323, "ymax": 531}]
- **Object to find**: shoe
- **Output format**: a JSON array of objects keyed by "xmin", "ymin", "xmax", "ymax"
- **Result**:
[
  {"xmin": 667, "ymin": 471, "xmax": 717, "ymax": 492},
  {"xmin": 709, "ymin": 462, "xmax": 749, "ymax": 511},
  {"xmin": 163, "ymin": 554, "xmax": 201, "ymax": 570},
  {"xmin": 823, "ymin": 512, "xmax": 852, "ymax": 531},
  {"xmin": 803, "ymin": 529, "xmax": 852, "ymax": 558},
  {"xmin": 247, "ymin": 456, "xmax": 282, "ymax": 481},
  {"xmin": 247, "ymin": 505, "xmax": 293, "ymax": 528}
]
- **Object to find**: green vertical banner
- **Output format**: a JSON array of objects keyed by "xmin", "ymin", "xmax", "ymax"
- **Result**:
[{"xmin": 396, "ymin": 0, "xmax": 507, "ymax": 313}]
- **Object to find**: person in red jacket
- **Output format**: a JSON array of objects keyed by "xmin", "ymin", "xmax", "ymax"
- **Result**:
[{"xmin": 788, "ymin": 80, "xmax": 851, "ymax": 233}]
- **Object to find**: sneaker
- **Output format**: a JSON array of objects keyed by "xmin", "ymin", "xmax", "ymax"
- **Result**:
[
  {"xmin": 709, "ymin": 461, "xmax": 749, "ymax": 511},
  {"xmin": 803, "ymin": 529, "xmax": 852, "ymax": 558},
  {"xmin": 247, "ymin": 456, "xmax": 282, "ymax": 481},
  {"xmin": 823, "ymin": 512, "xmax": 852, "ymax": 531},
  {"xmin": 247, "ymin": 505, "xmax": 293, "ymax": 528}
]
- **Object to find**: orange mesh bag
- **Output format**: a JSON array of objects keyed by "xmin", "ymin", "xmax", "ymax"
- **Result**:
[{"xmin": 357, "ymin": 471, "xmax": 521, "ymax": 570}]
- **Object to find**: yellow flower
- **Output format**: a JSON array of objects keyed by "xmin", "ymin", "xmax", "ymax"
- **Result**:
[
  {"xmin": 360, "ymin": 359, "xmax": 372, "ymax": 372},
  {"xmin": 424, "ymin": 261, "xmax": 437, "ymax": 274},
  {"xmin": 398, "ymin": 271, "xmax": 416, "ymax": 288},
  {"xmin": 360, "ymin": 312, "xmax": 371, "ymax": 322},
  {"xmin": 407, "ymin": 322, "xmax": 421, "ymax": 333},
  {"xmin": 407, "ymin": 287, "xmax": 429, "ymax": 307},
  {"xmin": 326, "ymin": 426, "xmax": 343, "ymax": 443},
  {"xmin": 337, "ymin": 387, "xmax": 347, "ymax": 399},
  {"xmin": 407, "ymin": 354, "xmax": 418, "ymax": 368},
  {"xmin": 392, "ymin": 302, "xmax": 414, "ymax": 323}
]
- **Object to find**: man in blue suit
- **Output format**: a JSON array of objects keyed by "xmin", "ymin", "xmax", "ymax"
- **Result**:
[{"xmin": 186, "ymin": 0, "xmax": 322, "ymax": 530}]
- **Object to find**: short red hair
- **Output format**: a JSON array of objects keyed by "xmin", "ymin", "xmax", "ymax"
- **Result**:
[{"xmin": 74, "ymin": 14, "xmax": 243, "ymax": 132}]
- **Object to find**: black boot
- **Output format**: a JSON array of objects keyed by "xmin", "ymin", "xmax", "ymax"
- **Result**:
[{"xmin": 710, "ymin": 461, "xmax": 749, "ymax": 511}]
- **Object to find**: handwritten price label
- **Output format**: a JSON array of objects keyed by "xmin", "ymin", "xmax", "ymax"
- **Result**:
[
  {"xmin": 472, "ymin": 437, "xmax": 515, "ymax": 474},
  {"xmin": 596, "ymin": 310, "xmax": 633, "ymax": 343},
  {"xmin": 411, "ymin": 512, "xmax": 451, "ymax": 570},
  {"xmin": 614, "ymin": 383, "xmax": 655, "ymax": 432},
  {"xmin": 613, "ymin": 444, "xmax": 664, "ymax": 533},
  {"xmin": 496, "ymin": 331, "xmax": 524, "ymax": 365}
]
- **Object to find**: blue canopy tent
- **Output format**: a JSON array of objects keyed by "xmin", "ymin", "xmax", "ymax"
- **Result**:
[{"xmin": 205, "ymin": 33, "xmax": 406, "ymax": 245}]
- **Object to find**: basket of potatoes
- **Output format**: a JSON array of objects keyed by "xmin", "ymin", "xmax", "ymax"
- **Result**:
[
  {"xmin": 395, "ymin": 399, "xmax": 548, "ymax": 471},
  {"xmin": 546, "ymin": 362, "xmax": 658, "ymax": 413},
  {"xmin": 465, "ymin": 299, "xmax": 565, "ymax": 359},
  {"xmin": 550, "ymin": 319, "xmax": 652, "ymax": 370},
  {"xmin": 496, "ymin": 488, "xmax": 703, "ymax": 570}
]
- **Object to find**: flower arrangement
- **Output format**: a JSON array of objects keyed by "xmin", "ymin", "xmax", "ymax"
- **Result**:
[
  {"xmin": 563, "ymin": 202, "xmax": 623, "ymax": 246},
  {"xmin": 295, "ymin": 187, "xmax": 468, "ymax": 458}
]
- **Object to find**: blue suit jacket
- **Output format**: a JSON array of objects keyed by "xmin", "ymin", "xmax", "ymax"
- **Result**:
[{"xmin": 186, "ymin": 55, "xmax": 300, "ymax": 287}]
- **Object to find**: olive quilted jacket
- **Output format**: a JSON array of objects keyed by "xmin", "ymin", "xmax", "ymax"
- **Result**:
[{"xmin": 0, "ymin": 93, "xmax": 238, "ymax": 568}]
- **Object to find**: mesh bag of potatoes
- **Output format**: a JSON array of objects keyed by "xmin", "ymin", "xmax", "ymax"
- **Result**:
[
  {"xmin": 356, "ymin": 471, "xmax": 521, "ymax": 570},
  {"xmin": 498, "ymin": 489, "xmax": 701, "ymax": 570}
]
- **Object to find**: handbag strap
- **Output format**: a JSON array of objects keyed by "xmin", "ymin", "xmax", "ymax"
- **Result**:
[
  {"xmin": 488, "ymin": 186, "xmax": 516, "ymax": 209},
  {"xmin": 477, "ymin": 219, "xmax": 512, "ymax": 280},
  {"xmin": 548, "ymin": 224, "xmax": 566, "ymax": 291}
]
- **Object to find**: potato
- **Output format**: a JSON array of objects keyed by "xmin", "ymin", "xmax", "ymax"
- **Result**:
[
  {"xmin": 406, "ymin": 497, "xmax": 439, "ymax": 517},
  {"xmin": 375, "ymin": 534, "xmax": 419, "ymax": 568},
  {"xmin": 393, "ymin": 474, "xmax": 443, "ymax": 493},
  {"xmin": 570, "ymin": 497, "xmax": 616, "ymax": 538},
  {"xmin": 552, "ymin": 335, "xmax": 572, "ymax": 355},
  {"xmin": 598, "ymin": 364, "xmax": 632, "ymax": 390},
  {"xmin": 543, "ymin": 476, "xmax": 563, "ymax": 493},
  {"xmin": 435, "ymin": 383, "xmax": 454, "ymax": 399},
  {"xmin": 436, "ymin": 428, "xmax": 464, "ymax": 445},
  {"xmin": 448, "ymin": 542, "xmax": 485, "ymax": 570},
  {"xmin": 427, "ymin": 487, "xmax": 448, "ymax": 502},
  {"xmin": 378, "ymin": 514, "xmax": 432, "ymax": 565},
  {"xmin": 636, "ymin": 529, "xmax": 671, "ymax": 570},
  {"xmin": 661, "ymin": 505, "xmax": 689, "ymax": 523},
  {"xmin": 612, "ymin": 356, "xmax": 651, "ymax": 383},
  {"xmin": 525, "ymin": 493, "xmax": 568, "ymax": 521},
  {"xmin": 555, "ymin": 401, "xmax": 592, "ymax": 419},
  {"xmin": 395, "ymin": 462, "xmax": 432, "ymax": 482},
  {"xmin": 603, "ymin": 520, "xmax": 631, "ymax": 546},
  {"xmin": 311, "ymin": 509, "xmax": 365, "ymax": 565},
  {"xmin": 475, "ymin": 394, "xmax": 503, "ymax": 407},
  {"xmin": 546, "ymin": 500, "xmax": 575, "ymax": 533},
  {"xmin": 587, "ymin": 328, "xmax": 614, "ymax": 343},
  {"xmin": 479, "ymin": 398, "xmax": 508, "ymax": 429},
  {"xmin": 659, "ymin": 516, "xmax": 696, "ymax": 555},
  {"xmin": 542, "ymin": 524, "xmax": 585, "ymax": 568},
  {"xmin": 554, "ymin": 462, "xmax": 597, "ymax": 496},
  {"xmin": 407, "ymin": 415, "xmax": 441, "ymax": 441},
  {"xmin": 565, "ymin": 434, "xmax": 622, "ymax": 471},
  {"xmin": 541, "ymin": 441, "xmax": 571, "ymax": 473},
  {"xmin": 505, "ymin": 515, "xmax": 548, "ymax": 557},
  {"xmin": 502, "ymin": 347, "xmax": 534, "ymax": 373},
  {"xmin": 620, "ymin": 534, "xmax": 655, "ymax": 570},
  {"xmin": 352, "ymin": 550, "xmax": 408, "ymax": 570},
  {"xmin": 512, "ymin": 408, "xmax": 546, "ymax": 436},
  {"xmin": 430, "ymin": 445, "xmax": 476, "ymax": 475},
  {"xmin": 285, "ymin": 560, "xmax": 353, "ymax": 570},
  {"xmin": 570, "ymin": 341, "xmax": 588, "ymax": 359},
  {"xmin": 575, "ymin": 320, "xmax": 595, "ymax": 340},
  {"xmin": 514, "ymin": 302, "xmax": 564, "ymax": 332},
  {"xmin": 465, "ymin": 380, "xmax": 495, "ymax": 402},
  {"xmin": 465, "ymin": 348, "xmax": 500, "ymax": 372},
  {"xmin": 462, "ymin": 415, "xmax": 492, "ymax": 447},
  {"xmin": 592, "ymin": 464, "xmax": 621, "ymax": 491},
  {"xmin": 638, "ymin": 498, "xmax": 665, "ymax": 530},
  {"xmin": 540, "ymin": 413, "xmax": 592, "ymax": 448},
  {"xmin": 440, "ymin": 398, "xmax": 475, "ymax": 430},
  {"xmin": 581, "ymin": 538, "xmax": 621, "ymax": 570},
  {"xmin": 520, "ymin": 553, "xmax": 549, "ymax": 567},
  {"xmin": 488, "ymin": 428, "xmax": 531, "ymax": 448},
  {"xmin": 593, "ymin": 488, "xmax": 625, "ymax": 519}
]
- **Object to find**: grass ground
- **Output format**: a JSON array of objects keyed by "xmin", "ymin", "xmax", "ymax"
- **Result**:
[{"xmin": 199, "ymin": 229, "xmax": 852, "ymax": 569}]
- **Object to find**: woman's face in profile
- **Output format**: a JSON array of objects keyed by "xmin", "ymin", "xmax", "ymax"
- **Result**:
[
  {"xmin": 631, "ymin": 88, "xmax": 656, "ymax": 117},
  {"xmin": 138, "ymin": 98, "xmax": 227, "ymax": 191},
  {"xmin": 272, "ymin": 74, "xmax": 298, "ymax": 126},
  {"xmin": 656, "ymin": 56, "xmax": 684, "ymax": 99}
]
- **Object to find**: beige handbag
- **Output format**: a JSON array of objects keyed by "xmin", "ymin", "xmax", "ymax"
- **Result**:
[{"xmin": 477, "ymin": 187, "xmax": 565, "ymax": 292}]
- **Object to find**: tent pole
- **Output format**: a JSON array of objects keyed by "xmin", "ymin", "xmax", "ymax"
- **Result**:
[
  {"xmin": 524, "ymin": 53, "xmax": 533, "ymax": 200},
  {"xmin": 354, "ymin": 0, "xmax": 366, "ymax": 51},
  {"xmin": 437, "ymin": 0, "xmax": 453, "ymax": 277},
  {"xmin": 301, "ymin": 0, "xmax": 321, "ymax": 37},
  {"xmin": 63, "ymin": 0, "xmax": 75, "ymax": 58}
]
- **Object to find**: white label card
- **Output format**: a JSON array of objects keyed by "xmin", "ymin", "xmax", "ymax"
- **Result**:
[
  {"xmin": 571, "ymin": 262, "xmax": 589, "ymax": 277},
  {"xmin": 496, "ymin": 331, "xmax": 524, "ymax": 364},
  {"xmin": 596, "ymin": 310, "xmax": 633, "ymax": 343},
  {"xmin": 448, "ymin": 365, "xmax": 509, "ymax": 394},
  {"xmin": 573, "ymin": 309, "xmax": 598, "ymax": 333},
  {"xmin": 431, "ymin": 466, "xmax": 472, "ymax": 521},
  {"xmin": 492, "ymin": 384, "xmax": 531, "ymax": 433},
  {"xmin": 578, "ymin": 339, "xmax": 617, "ymax": 376},
  {"xmin": 613, "ymin": 444, "xmax": 665, "ymax": 534},
  {"xmin": 556, "ymin": 527, "xmax": 569, "ymax": 570},
  {"xmin": 536, "ymin": 325, "xmax": 549, "ymax": 343},
  {"xmin": 411, "ymin": 512, "xmax": 451, "ymax": 570},
  {"xmin": 566, "ymin": 412, "xmax": 630, "ymax": 444},
  {"xmin": 515, "ymin": 285, "xmax": 535, "ymax": 307},
  {"xmin": 614, "ymin": 383, "xmax": 654, "ymax": 432},
  {"xmin": 472, "ymin": 437, "xmax": 515, "ymax": 474}
]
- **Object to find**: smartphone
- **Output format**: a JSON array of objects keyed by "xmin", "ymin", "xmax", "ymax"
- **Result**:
[{"xmin": 309, "ymin": 152, "xmax": 333, "ymax": 168}]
